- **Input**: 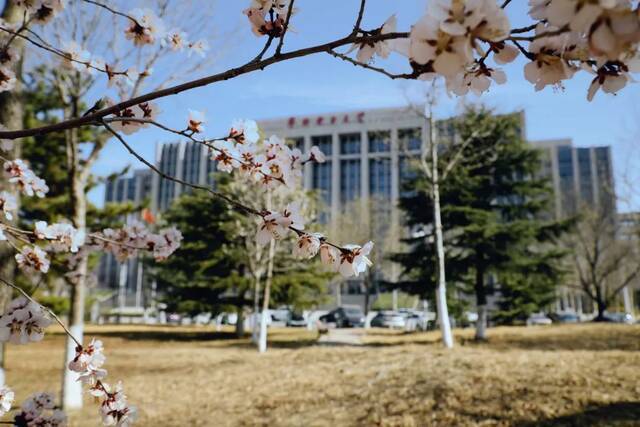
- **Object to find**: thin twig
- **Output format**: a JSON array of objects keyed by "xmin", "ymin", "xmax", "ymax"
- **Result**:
[
  {"xmin": 0, "ymin": 276, "xmax": 82, "ymax": 347},
  {"xmin": 328, "ymin": 50, "xmax": 417, "ymax": 80},
  {"xmin": 102, "ymin": 120, "xmax": 261, "ymax": 216},
  {"xmin": 81, "ymin": 0, "xmax": 138, "ymax": 24},
  {"xmin": 275, "ymin": 0, "xmax": 296, "ymax": 56},
  {"xmin": 0, "ymin": 31, "xmax": 408, "ymax": 140},
  {"xmin": 102, "ymin": 122, "xmax": 357, "ymax": 253},
  {"xmin": 352, "ymin": 0, "xmax": 367, "ymax": 36}
]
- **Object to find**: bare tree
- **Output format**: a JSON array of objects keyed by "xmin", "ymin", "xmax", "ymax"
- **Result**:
[
  {"xmin": 0, "ymin": 0, "xmax": 25, "ymax": 388},
  {"xmin": 24, "ymin": 0, "xmax": 219, "ymax": 410},
  {"xmin": 569, "ymin": 207, "xmax": 640, "ymax": 320},
  {"xmin": 401, "ymin": 88, "xmax": 485, "ymax": 348}
]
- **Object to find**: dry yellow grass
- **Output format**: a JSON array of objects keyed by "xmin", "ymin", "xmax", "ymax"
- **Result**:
[{"xmin": 4, "ymin": 323, "xmax": 640, "ymax": 426}]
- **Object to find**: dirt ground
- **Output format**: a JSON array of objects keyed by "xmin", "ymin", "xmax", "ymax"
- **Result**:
[{"xmin": 4, "ymin": 323, "xmax": 640, "ymax": 426}]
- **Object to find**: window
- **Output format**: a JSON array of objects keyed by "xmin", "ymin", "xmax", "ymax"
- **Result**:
[
  {"xmin": 340, "ymin": 133, "xmax": 361, "ymax": 155},
  {"xmin": 368, "ymin": 131, "xmax": 391, "ymax": 153},
  {"xmin": 577, "ymin": 149, "xmax": 594, "ymax": 205},
  {"xmin": 557, "ymin": 146, "xmax": 576, "ymax": 216},
  {"xmin": 340, "ymin": 159, "xmax": 361, "ymax": 204},
  {"xmin": 311, "ymin": 135, "xmax": 332, "ymax": 156},
  {"xmin": 312, "ymin": 162, "xmax": 332, "ymax": 205},
  {"xmin": 287, "ymin": 137, "xmax": 304, "ymax": 151},
  {"xmin": 183, "ymin": 142, "xmax": 202, "ymax": 189},
  {"xmin": 399, "ymin": 156, "xmax": 418, "ymax": 197},
  {"xmin": 369, "ymin": 158, "xmax": 391, "ymax": 200},
  {"xmin": 398, "ymin": 128, "xmax": 422, "ymax": 151}
]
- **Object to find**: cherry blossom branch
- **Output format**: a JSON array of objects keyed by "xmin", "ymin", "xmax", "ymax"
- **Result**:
[
  {"xmin": 501, "ymin": 0, "xmax": 513, "ymax": 8},
  {"xmin": 352, "ymin": 0, "xmax": 368, "ymax": 36},
  {"xmin": 101, "ymin": 121, "xmax": 356, "ymax": 253},
  {"xmin": 100, "ymin": 117, "xmax": 287, "ymax": 185},
  {"xmin": 274, "ymin": 0, "xmax": 296, "ymax": 55},
  {"xmin": 0, "ymin": 25, "xmax": 128, "ymax": 77},
  {"xmin": 101, "ymin": 120, "xmax": 262, "ymax": 216},
  {"xmin": 328, "ymin": 49, "xmax": 418, "ymax": 80},
  {"xmin": 0, "ymin": 31, "xmax": 408, "ymax": 140},
  {"xmin": 0, "ymin": 276, "xmax": 82, "ymax": 347}
]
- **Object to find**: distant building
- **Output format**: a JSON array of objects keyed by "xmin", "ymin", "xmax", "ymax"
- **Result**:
[
  {"xmin": 530, "ymin": 139, "xmax": 616, "ymax": 220},
  {"xmin": 151, "ymin": 141, "xmax": 216, "ymax": 212},
  {"xmin": 122, "ymin": 107, "xmax": 618, "ymax": 316},
  {"xmin": 98, "ymin": 169, "xmax": 153, "ymax": 309}
]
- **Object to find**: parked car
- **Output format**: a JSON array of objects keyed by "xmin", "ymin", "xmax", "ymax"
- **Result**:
[
  {"xmin": 371, "ymin": 311, "xmax": 406, "ymax": 329},
  {"xmin": 319, "ymin": 306, "xmax": 365, "ymax": 328},
  {"xmin": 603, "ymin": 312, "xmax": 635, "ymax": 324},
  {"xmin": 286, "ymin": 312, "xmax": 307, "ymax": 327},
  {"xmin": 526, "ymin": 313, "xmax": 552, "ymax": 326},
  {"xmin": 550, "ymin": 313, "xmax": 580, "ymax": 323}
]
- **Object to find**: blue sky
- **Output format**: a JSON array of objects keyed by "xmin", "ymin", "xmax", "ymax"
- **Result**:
[{"xmin": 89, "ymin": 0, "xmax": 640, "ymax": 212}]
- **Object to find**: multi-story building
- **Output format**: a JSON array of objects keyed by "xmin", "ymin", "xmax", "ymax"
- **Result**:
[
  {"xmin": 151, "ymin": 141, "xmax": 216, "ymax": 212},
  {"xmin": 530, "ymin": 139, "xmax": 616, "ymax": 220},
  {"xmin": 530, "ymin": 139, "xmax": 617, "ymax": 316},
  {"xmin": 119, "ymin": 107, "xmax": 617, "ymax": 315},
  {"xmin": 98, "ymin": 169, "xmax": 153, "ymax": 309}
]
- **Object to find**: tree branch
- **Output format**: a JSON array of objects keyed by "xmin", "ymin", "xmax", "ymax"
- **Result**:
[{"xmin": 0, "ymin": 31, "xmax": 408, "ymax": 140}]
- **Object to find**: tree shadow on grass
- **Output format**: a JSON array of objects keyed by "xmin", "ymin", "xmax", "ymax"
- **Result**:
[
  {"xmin": 84, "ymin": 329, "xmax": 240, "ymax": 342},
  {"xmin": 520, "ymin": 401, "xmax": 640, "ymax": 427}
]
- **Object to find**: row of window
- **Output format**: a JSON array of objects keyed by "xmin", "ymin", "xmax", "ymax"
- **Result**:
[
  {"xmin": 311, "ymin": 156, "xmax": 419, "ymax": 207},
  {"xmin": 288, "ymin": 128, "xmax": 424, "ymax": 156}
]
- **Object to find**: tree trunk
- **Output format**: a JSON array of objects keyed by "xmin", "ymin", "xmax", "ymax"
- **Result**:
[
  {"xmin": 594, "ymin": 298, "xmax": 607, "ymax": 322},
  {"xmin": 251, "ymin": 275, "xmax": 261, "ymax": 343},
  {"xmin": 235, "ymin": 304, "xmax": 244, "ymax": 337},
  {"xmin": 0, "ymin": 0, "xmax": 24, "ymax": 387},
  {"xmin": 430, "ymin": 114, "xmax": 454, "ymax": 348},
  {"xmin": 474, "ymin": 264, "xmax": 487, "ymax": 341},
  {"xmin": 258, "ymin": 238, "xmax": 275, "ymax": 353},
  {"xmin": 62, "ymin": 100, "xmax": 87, "ymax": 410}
]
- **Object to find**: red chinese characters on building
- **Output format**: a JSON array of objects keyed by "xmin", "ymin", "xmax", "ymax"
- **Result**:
[{"xmin": 287, "ymin": 112, "xmax": 365, "ymax": 128}]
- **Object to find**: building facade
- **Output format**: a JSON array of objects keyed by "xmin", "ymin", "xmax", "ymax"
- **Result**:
[
  {"xmin": 530, "ymin": 139, "xmax": 616, "ymax": 220},
  {"xmin": 104, "ymin": 107, "xmax": 617, "ymax": 315},
  {"xmin": 98, "ymin": 169, "xmax": 153, "ymax": 309}
]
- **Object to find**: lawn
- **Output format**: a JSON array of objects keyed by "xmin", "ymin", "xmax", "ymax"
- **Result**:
[{"xmin": 5, "ymin": 323, "xmax": 640, "ymax": 426}]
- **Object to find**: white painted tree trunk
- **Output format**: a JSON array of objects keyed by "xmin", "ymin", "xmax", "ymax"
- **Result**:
[
  {"xmin": 62, "ymin": 324, "xmax": 84, "ymax": 409},
  {"xmin": 623, "ymin": 285, "xmax": 634, "ymax": 316},
  {"xmin": 429, "ymin": 114, "xmax": 454, "ymax": 349},
  {"xmin": 475, "ymin": 305, "xmax": 488, "ymax": 341},
  {"xmin": 258, "ymin": 230, "xmax": 276, "ymax": 353},
  {"xmin": 258, "ymin": 310, "xmax": 269, "ymax": 353}
]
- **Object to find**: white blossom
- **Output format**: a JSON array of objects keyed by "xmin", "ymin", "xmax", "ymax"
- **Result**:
[
  {"xmin": 17, "ymin": 392, "xmax": 66, "ymax": 426},
  {"xmin": 61, "ymin": 41, "xmax": 91, "ymax": 71},
  {"xmin": 212, "ymin": 140, "xmax": 241, "ymax": 173},
  {"xmin": 187, "ymin": 110, "xmax": 206, "ymax": 133},
  {"xmin": 98, "ymin": 382, "xmax": 137, "ymax": 427},
  {"xmin": 293, "ymin": 233, "xmax": 322, "ymax": 259},
  {"xmin": 15, "ymin": 246, "xmax": 50, "ymax": 274},
  {"xmin": 349, "ymin": 15, "xmax": 397, "ymax": 63},
  {"xmin": 69, "ymin": 338, "xmax": 108, "ymax": 385},
  {"xmin": 319, "ymin": 244, "xmax": 339, "ymax": 271},
  {"xmin": 304, "ymin": 146, "xmax": 326, "ymax": 163},
  {"xmin": 337, "ymin": 241, "xmax": 374, "ymax": 278},
  {"xmin": 110, "ymin": 102, "xmax": 160, "ymax": 135},
  {"xmin": 229, "ymin": 119, "xmax": 259, "ymax": 145},
  {"xmin": 125, "ymin": 8, "xmax": 165, "ymax": 46},
  {"xmin": 32, "ymin": 0, "xmax": 65, "ymax": 25},
  {"xmin": 147, "ymin": 226, "xmax": 183, "ymax": 261},
  {"xmin": 0, "ymin": 66, "xmax": 16, "ymax": 92},
  {"xmin": 0, "ymin": 190, "xmax": 17, "ymax": 220},
  {"xmin": 163, "ymin": 28, "xmax": 188, "ymax": 51},
  {"xmin": 35, "ymin": 221, "xmax": 85, "ymax": 253},
  {"xmin": 0, "ymin": 297, "xmax": 52, "ymax": 344},
  {"xmin": 0, "ymin": 385, "xmax": 14, "ymax": 416},
  {"xmin": 188, "ymin": 39, "xmax": 209, "ymax": 58}
]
